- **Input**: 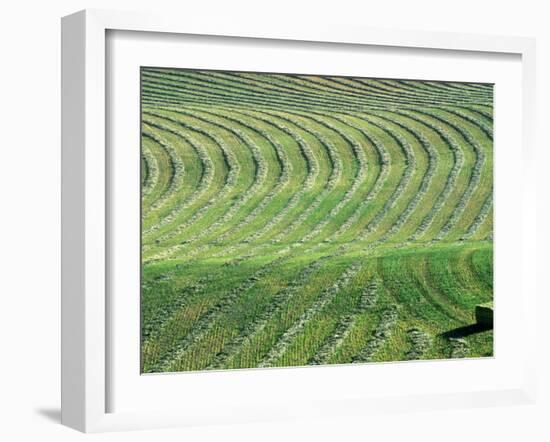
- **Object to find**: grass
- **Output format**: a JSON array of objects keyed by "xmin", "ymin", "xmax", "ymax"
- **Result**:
[{"xmin": 140, "ymin": 68, "xmax": 494, "ymax": 373}]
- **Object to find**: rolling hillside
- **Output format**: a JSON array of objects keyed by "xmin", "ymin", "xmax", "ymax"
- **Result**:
[{"xmin": 140, "ymin": 68, "xmax": 493, "ymax": 373}]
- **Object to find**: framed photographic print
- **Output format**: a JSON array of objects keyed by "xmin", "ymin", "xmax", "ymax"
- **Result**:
[{"xmin": 61, "ymin": 9, "xmax": 537, "ymax": 432}]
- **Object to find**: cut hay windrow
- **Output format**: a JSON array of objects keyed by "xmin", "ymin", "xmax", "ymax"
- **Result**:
[
  {"xmin": 141, "ymin": 128, "xmax": 186, "ymax": 216},
  {"xmin": 258, "ymin": 262, "xmax": 362, "ymax": 368},
  {"xmin": 202, "ymin": 108, "xmax": 294, "ymax": 246},
  {"xmin": 206, "ymin": 258, "xmax": 326, "ymax": 369},
  {"xmin": 395, "ymin": 79, "xmax": 492, "ymax": 102},
  {"xmin": 205, "ymin": 108, "xmax": 346, "ymax": 261},
  {"xmin": 143, "ymin": 70, "xmax": 490, "ymax": 114},
  {"xmin": 364, "ymin": 111, "xmax": 437, "ymax": 243},
  {"xmin": 144, "ymin": 109, "xmax": 270, "ymax": 258},
  {"xmin": 286, "ymin": 111, "xmax": 368, "ymax": 244},
  {"xmin": 404, "ymin": 328, "xmax": 432, "ymax": 360},
  {"xmin": 141, "ymin": 118, "xmax": 216, "ymax": 238},
  {"xmin": 252, "ymin": 110, "xmax": 345, "ymax": 244},
  {"xmin": 300, "ymin": 75, "xmax": 489, "ymax": 108},
  {"xmin": 442, "ymin": 107, "xmax": 493, "ymax": 139},
  {"xmin": 149, "ymin": 256, "xmax": 285, "ymax": 372},
  {"xmin": 142, "ymin": 112, "xmax": 242, "ymax": 247},
  {"xmin": 352, "ymin": 305, "xmax": 399, "ymax": 363},
  {"xmin": 141, "ymin": 143, "xmax": 160, "ymax": 197},
  {"xmin": 308, "ymin": 278, "xmax": 381, "ymax": 365},
  {"xmin": 461, "ymin": 191, "xmax": 493, "ymax": 240},
  {"xmin": 395, "ymin": 109, "xmax": 466, "ymax": 242},
  {"xmin": 355, "ymin": 115, "xmax": 416, "ymax": 242},
  {"xmin": 222, "ymin": 109, "xmax": 322, "ymax": 245},
  {"xmin": 140, "ymin": 133, "xmax": 207, "ymax": 234},
  {"xmin": 412, "ymin": 109, "xmax": 489, "ymax": 241},
  {"xmin": 450, "ymin": 338, "xmax": 470, "ymax": 358},
  {"xmin": 323, "ymin": 113, "xmax": 390, "ymax": 241}
]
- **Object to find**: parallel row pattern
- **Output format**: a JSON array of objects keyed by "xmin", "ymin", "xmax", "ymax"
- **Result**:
[{"xmin": 140, "ymin": 69, "xmax": 494, "ymax": 373}]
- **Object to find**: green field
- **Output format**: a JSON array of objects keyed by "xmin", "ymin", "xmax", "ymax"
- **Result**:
[{"xmin": 140, "ymin": 68, "xmax": 493, "ymax": 373}]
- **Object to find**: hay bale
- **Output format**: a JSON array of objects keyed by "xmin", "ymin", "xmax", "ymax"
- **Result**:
[{"xmin": 475, "ymin": 302, "xmax": 493, "ymax": 326}]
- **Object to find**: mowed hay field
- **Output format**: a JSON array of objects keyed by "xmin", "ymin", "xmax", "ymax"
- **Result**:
[{"xmin": 140, "ymin": 68, "xmax": 494, "ymax": 374}]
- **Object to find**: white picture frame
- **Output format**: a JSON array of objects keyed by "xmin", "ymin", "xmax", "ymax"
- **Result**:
[{"xmin": 61, "ymin": 9, "xmax": 537, "ymax": 433}]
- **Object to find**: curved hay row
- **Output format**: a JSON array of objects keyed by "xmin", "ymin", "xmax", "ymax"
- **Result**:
[
  {"xmin": 144, "ymin": 110, "xmax": 243, "ymax": 238},
  {"xmin": 168, "ymin": 106, "xmax": 337, "ymax": 262},
  {"xmin": 363, "ymin": 111, "xmax": 438, "ymax": 244},
  {"xmin": 140, "ymin": 142, "xmax": 160, "ymax": 199},
  {"xmin": 320, "ymin": 114, "xmax": 390, "ymax": 242},
  {"xmin": 233, "ymin": 71, "xmax": 491, "ymax": 108},
  {"xmin": 205, "ymin": 108, "xmax": 325, "ymax": 259},
  {"xmin": 141, "ymin": 117, "xmax": 217, "ymax": 238},
  {"xmin": 143, "ymin": 71, "xmax": 376, "ymax": 113},
  {"xmin": 259, "ymin": 109, "xmax": 360, "ymax": 245},
  {"xmin": 207, "ymin": 107, "xmax": 342, "ymax": 254},
  {"xmin": 355, "ymin": 78, "xmax": 491, "ymax": 106},
  {"xmin": 142, "ymin": 74, "xmax": 493, "ymax": 137},
  {"xmin": 240, "ymin": 109, "xmax": 337, "ymax": 243},
  {"xmin": 300, "ymin": 112, "xmax": 418, "ymax": 257},
  {"xmin": 418, "ymin": 109, "xmax": 490, "ymax": 241},
  {"xmin": 198, "ymin": 108, "xmax": 293, "ymax": 244},
  {"xmin": 353, "ymin": 115, "xmax": 417, "ymax": 243},
  {"xmin": 395, "ymin": 109, "xmax": 466, "ymax": 241},
  {"xmin": 461, "ymin": 191, "xmax": 493, "ymax": 240},
  {"xmin": 143, "ymin": 68, "xmax": 486, "ymax": 113},
  {"xmin": 141, "ymin": 127, "xmax": 185, "ymax": 218},
  {"xmin": 143, "ymin": 108, "xmax": 272, "ymax": 259},
  {"xmin": 237, "ymin": 111, "xmax": 409, "ymax": 260},
  {"xmin": 141, "ymin": 136, "xmax": 175, "ymax": 213},
  {"xmin": 310, "ymin": 111, "xmax": 432, "ymax": 256},
  {"xmin": 140, "ymin": 132, "xmax": 205, "ymax": 233},
  {"xmin": 400, "ymin": 109, "xmax": 478, "ymax": 241},
  {"xmin": 394, "ymin": 79, "xmax": 492, "ymax": 102},
  {"xmin": 220, "ymin": 110, "xmax": 397, "ymax": 266},
  {"xmin": 282, "ymin": 111, "xmax": 369, "ymax": 245}
]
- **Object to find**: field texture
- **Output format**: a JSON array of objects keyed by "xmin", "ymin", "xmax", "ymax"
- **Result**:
[{"xmin": 140, "ymin": 68, "xmax": 494, "ymax": 373}]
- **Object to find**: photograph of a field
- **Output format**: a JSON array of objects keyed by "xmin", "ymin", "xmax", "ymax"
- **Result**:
[{"xmin": 140, "ymin": 67, "xmax": 493, "ymax": 374}]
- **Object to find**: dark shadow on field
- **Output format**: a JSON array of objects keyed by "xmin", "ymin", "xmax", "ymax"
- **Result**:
[{"xmin": 440, "ymin": 323, "xmax": 493, "ymax": 339}]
